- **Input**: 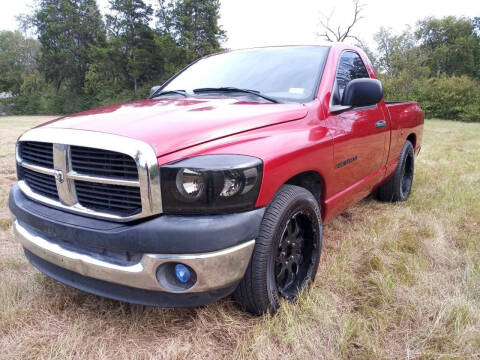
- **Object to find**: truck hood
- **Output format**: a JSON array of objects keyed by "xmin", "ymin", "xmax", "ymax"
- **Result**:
[{"xmin": 41, "ymin": 98, "xmax": 308, "ymax": 157}]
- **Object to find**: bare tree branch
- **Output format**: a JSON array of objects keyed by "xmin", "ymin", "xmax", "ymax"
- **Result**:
[
  {"xmin": 317, "ymin": 8, "xmax": 338, "ymax": 42},
  {"xmin": 316, "ymin": 0, "xmax": 364, "ymax": 42}
]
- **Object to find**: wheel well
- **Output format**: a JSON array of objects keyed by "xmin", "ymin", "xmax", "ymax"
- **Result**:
[
  {"xmin": 407, "ymin": 133, "xmax": 416, "ymax": 148},
  {"xmin": 285, "ymin": 171, "xmax": 325, "ymax": 209}
]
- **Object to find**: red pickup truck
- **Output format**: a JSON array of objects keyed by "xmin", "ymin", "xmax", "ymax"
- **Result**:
[{"xmin": 9, "ymin": 44, "xmax": 423, "ymax": 315}]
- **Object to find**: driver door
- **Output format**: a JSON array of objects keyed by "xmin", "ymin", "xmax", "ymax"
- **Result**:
[{"xmin": 327, "ymin": 51, "xmax": 388, "ymax": 201}]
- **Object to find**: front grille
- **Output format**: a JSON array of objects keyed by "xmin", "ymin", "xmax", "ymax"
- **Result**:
[
  {"xmin": 22, "ymin": 167, "xmax": 59, "ymax": 200},
  {"xmin": 71, "ymin": 146, "xmax": 138, "ymax": 180},
  {"xmin": 19, "ymin": 142, "xmax": 53, "ymax": 168},
  {"xmin": 75, "ymin": 180, "xmax": 142, "ymax": 215},
  {"xmin": 18, "ymin": 139, "xmax": 145, "ymax": 219}
]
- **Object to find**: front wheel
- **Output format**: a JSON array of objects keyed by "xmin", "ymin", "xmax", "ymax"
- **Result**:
[{"xmin": 234, "ymin": 185, "xmax": 323, "ymax": 315}]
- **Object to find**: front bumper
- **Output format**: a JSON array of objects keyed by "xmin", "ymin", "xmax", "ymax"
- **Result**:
[
  {"xmin": 13, "ymin": 218, "xmax": 254, "ymax": 293},
  {"xmin": 23, "ymin": 249, "xmax": 241, "ymax": 307},
  {"xmin": 9, "ymin": 184, "xmax": 264, "ymax": 306}
]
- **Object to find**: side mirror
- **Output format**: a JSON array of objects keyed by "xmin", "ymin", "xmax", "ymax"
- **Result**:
[
  {"xmin": 342, "ymin": 78, "xmax": 383, "ymax": 107},
  {"xmin": 149, "ymin": 85, "xmax": 161, "ymax": 98}
]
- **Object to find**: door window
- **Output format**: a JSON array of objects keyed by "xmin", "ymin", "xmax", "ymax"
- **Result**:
[{"xmin": 332, "ymin": 52, "xmax": 369, "ymax": 105}]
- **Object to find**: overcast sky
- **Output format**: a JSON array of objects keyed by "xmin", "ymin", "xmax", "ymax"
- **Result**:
[{"xmin": 1, "ymin": 0, "xmax": 479, "ymax": 50}]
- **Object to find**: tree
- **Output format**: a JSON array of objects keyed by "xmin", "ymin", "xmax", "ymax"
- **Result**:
[
  {"xmin": 317, "ymin": 0, "xmax": 364, "ymax": 42},
  {"xmin": 106, "ymin": 0, "xmax": 157, "ymax": 93},
  {"xmin": 33, "ymin": 0, "xmax": 105, "ymax": 93},
  {"xmin": 374, "ymin": 27, "xmax": 430, "ymax": 100},
  {"xmin": 416, "ymin": 16, "xmax": 480, "ymax": 78},
  {"xmin": 34, "ymin": 0, "xmax": 105, "ymax": 92},
  {"xmin": 0, "ymin": 31, "xmax": 40, "ymax": 94},
  {"xmin": 157, "ymin": 0, "xmax": 226, "ymax": 60},
  {"xmin": 473, "ymin": 17, "xmax": 480, "ymax": 36},
  {"xmin": 156, "ymin": 0, "xmax": 173, "ymax": 35},
  {"xmin": 375, "ymin": 27, "xmax": 428, "ymax": 76}
]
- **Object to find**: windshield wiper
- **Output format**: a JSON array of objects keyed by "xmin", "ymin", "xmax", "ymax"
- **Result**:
[
  {"xmin": 193, "ymin": 87, "xmax": 279, "ymax": 103},
  {"xmin": 150, "ymin": 89, "xmax": 187, "ymax": 99}
]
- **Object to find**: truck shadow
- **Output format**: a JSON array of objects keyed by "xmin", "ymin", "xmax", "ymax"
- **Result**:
[
  {"xmin": 35, "ymin": 272, "xmax": 257, "ymax": 326},
  {"xmin": 13, "ymin": 272, "xmax": 259, "ymax": 357}
]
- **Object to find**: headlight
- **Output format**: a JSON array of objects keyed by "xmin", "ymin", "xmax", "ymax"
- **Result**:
[
  {"xmin": 175, "ymin": 168, "xmax": 205, "ymax": 200},
  {"xmin": 160, "ymin": 155, "xmax": 263, "ymax": 214}
]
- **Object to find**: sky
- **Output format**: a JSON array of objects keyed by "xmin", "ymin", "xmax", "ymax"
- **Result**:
[{"xmin": 1, "ymin": 0, "xmax": 479, "ymax": 50}]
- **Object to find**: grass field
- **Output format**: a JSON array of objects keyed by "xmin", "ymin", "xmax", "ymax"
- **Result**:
[{"xmin": 0, "ymin": 117, "xmax": 479, "ymax": 359}]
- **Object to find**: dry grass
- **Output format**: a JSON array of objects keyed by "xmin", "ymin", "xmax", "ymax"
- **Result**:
[{"xmin": 0, "ymin": 116, "xmax": 479, "ymax": 359}]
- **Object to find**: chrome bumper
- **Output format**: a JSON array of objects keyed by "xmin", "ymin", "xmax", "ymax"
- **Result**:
[{"xmin": 13, "ymin": 218, "xmax": 254, "ymax": 293}]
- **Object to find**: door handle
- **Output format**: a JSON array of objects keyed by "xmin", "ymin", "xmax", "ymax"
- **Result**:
[{"xmin": 376, "ymin": 120, "xmax": 387, "ymax": 129}]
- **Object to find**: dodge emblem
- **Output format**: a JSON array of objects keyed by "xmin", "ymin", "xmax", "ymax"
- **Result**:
[{"xmin": 54, "ymin": 169, "xmax": 65, "ymax": 183}]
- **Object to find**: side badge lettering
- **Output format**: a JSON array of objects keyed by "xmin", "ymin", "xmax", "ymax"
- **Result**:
[{"xmin": 336, "ymin": 155, "xmax": 358, "ymax": 169}]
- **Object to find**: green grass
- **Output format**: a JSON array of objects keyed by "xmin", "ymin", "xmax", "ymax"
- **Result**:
[{"xmin": 0, "ymin": 118, "xmax": 479, "ymax": 359}]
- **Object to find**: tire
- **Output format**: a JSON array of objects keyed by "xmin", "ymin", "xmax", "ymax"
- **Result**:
[
  {"xmin": 234, "ymin": 185, "xmax": 323, "ymax": 315},
  {"xmin": 377, "ymin": 140, "xmax": 415, "ymax": 202}
]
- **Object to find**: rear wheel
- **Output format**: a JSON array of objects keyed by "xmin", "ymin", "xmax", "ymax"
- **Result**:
[
  {"xmin": 377, "ymin": 140, "xmax": 415, "ymax": 202},
  {"xmin": 234, "ymin": 185, "xmax": 322, "ymax": 315}
]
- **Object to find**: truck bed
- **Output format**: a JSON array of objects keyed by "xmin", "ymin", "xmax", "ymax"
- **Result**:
[{"xmin": 384, "ymin": 100, "xmax": 424, "ymax": 164}]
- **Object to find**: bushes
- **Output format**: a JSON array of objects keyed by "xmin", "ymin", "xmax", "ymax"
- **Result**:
[
  {"xmin": 382, "ymin": 75, "xmax": 480, "ymax": 122},
  {"xmin": 1, "ymin": 88, "xmax": 80, "ymax": 115},
  {"xmin": 1, "ymin": 84, "xmax": 152, "ymax": 115},
  {"xmin": 416, "ymin": 76, "xmax": 480, "ymax": 122},
  {"xmin": 375, "ymin": 16, "xmax": 480, "ymax": 123},
  {"xmin": 6, "ymin": 71, "xmax": 480, "ymax": 123}
]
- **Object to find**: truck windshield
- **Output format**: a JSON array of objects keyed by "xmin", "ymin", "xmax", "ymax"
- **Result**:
[{"xmin": 162, "ymin": 46, "xmax": 330, "ymax": 103}]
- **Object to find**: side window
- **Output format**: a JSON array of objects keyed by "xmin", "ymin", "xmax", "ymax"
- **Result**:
[{"xmin": 332, "ymin": 51, "xmax": 369, "ymax": 105}]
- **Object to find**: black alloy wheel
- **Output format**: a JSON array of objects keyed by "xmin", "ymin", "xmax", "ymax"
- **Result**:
[
  {"xmin": 275, "ymin": 210, "xmax": 318, "ymax": 299},
  {"xmin": 234, "ymin": 185, "xmax": 323, "ymax": 315},
  {"xmin": 400, "ymin": 149, "xmax": 414, "ymax": 198},
  {"xmin": 376, "ymin": 140, "xmax": 415, "ymax": 202}
]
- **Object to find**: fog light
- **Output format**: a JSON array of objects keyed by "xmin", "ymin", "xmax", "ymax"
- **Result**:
[
  {"xmin": 157, "ymin": 262, "xmax": 196, "ymax": 291},
  {"xmin": 174, "ymin": 263, "xmax": 191, "ymax": 284}
]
